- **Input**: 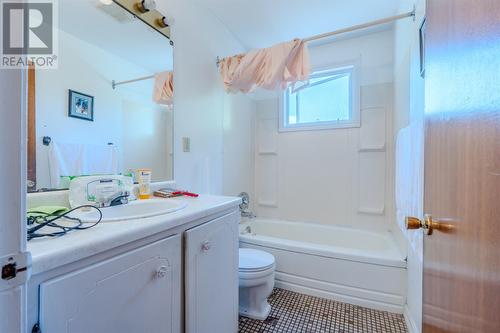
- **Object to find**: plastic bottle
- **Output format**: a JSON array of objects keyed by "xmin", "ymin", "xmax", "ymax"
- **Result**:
[{"xmin": 137, "ymin": 169, "xmax": 152, "ymax": 199}]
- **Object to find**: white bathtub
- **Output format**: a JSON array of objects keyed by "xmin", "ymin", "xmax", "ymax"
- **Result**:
[{"xmin": 239, "ymin": 219, "xmax": 407, "ymax": 313}]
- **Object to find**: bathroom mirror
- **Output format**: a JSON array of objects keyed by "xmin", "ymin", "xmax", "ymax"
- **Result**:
[{"xmin": 27, "ymin": 0, "xmax": 174, "ymax": 192}]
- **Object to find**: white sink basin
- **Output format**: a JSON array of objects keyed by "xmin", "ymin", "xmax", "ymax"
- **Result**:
[{"xmin": 70, "ymin": 199, "xmax": 188, "ymax": 223}]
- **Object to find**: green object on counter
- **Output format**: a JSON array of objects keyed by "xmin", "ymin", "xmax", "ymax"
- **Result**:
[{"xmin": 27, "ymin": 206, "xmax": 69, "ymax": 218}]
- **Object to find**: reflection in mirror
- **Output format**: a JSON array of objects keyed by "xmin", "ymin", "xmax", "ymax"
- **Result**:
[{"xmin": 28, "ymin": 0, "xmax": 173, "ymax": 192}]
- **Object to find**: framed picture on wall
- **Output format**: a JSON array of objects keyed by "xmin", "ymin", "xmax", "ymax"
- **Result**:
[{"xmin": 68, "ymin": 89, "xmax": 94, "ymax": 121}]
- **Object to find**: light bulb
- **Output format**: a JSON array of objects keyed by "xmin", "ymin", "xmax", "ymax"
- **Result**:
[
  {"xmin": 135, "ymin": 0, "xmax": 157, "ymax": 13},
  {"xmin": 143, "ymin": 0, "xmax": 157, "ymax": 11}
]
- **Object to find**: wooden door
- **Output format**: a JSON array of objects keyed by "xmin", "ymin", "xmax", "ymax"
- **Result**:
[
  {"xmin": 184, "ymin": 211, "xmax": 240, "ymax": 333},
  {"xmin": 422, "ymin": 0, "xmax": 500, "ymax": 332},
  {"xmin": 27, "ymin": 63, "xmax": 36, "ymax": 191}
]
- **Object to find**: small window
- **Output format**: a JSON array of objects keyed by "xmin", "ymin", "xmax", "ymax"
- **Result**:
[{"xmin": 280, "ymin": 66, "xmax": 359, "ymax": 131}]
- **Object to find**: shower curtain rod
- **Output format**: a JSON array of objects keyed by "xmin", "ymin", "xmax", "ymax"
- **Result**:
[
  {"xmin": 112, "ymin": 75, "xmax": 155, "ymax": 89},
  {"xmin": 303, "ymin": 7, "xmax": 415, "ymax": 43},
  {"xmin": 216, "ymin": 6, "xmax": 416, "ymax": 67}
]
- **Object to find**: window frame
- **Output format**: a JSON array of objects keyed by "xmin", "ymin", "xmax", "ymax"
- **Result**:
[{"xmin": 279, "ymin": 63, "xmax": 360, "ymax": 132}]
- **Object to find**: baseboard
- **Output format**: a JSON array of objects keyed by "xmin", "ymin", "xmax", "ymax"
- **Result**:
[
  {"xmin": 403, "ymin": 305, "xmax": 420, "ymax": 333},
  {"xmin": 275, "ymin": 271, "xmax": 405, "ymax": 307},
  {"xmin": 275, "ymin": 280, "xmax": 404, "ymax": 314}
]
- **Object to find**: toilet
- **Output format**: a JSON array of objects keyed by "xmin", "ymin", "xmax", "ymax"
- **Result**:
[{"xmin": 238, "ymin": 248, "xmax": 276, "ymax": 320}]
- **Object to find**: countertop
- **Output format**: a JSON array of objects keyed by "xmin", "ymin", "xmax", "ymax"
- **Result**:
[{"xmin": 27, "ymin": 195, "xmax": 241, "ymax": 275}]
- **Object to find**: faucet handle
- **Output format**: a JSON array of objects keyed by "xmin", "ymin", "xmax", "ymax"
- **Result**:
[
  {"xmin": 95, "ymin": 190, "xmax": 131, "ymax": 208},
  {"xmin": 116, "ymin": 191, "xmax": 130, "ymax": 206}
]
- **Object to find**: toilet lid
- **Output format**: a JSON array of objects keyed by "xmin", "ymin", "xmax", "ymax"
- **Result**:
[{"xmin": 239, "ymin": 248, "xmax": 275, "ymax": 272}]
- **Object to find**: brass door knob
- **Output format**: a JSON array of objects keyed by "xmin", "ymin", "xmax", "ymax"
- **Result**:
[
  {"xmin": 406, "ymin": 215, "xmax": 455, "ymax": 235},
  {"xmin": 406, "ymin": 216, "xmax": 424, "ymax": 230}
]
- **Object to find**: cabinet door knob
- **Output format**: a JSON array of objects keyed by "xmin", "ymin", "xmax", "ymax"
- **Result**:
[
  {"xmin": 156, "ymin": 266, "xmax": 168, "ymax": 279},
  {"xmin": 201, "ymin": 241, "xmax": 211, "ymax": 252}
]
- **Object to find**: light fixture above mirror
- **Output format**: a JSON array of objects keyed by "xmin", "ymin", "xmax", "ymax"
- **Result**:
[{"xmin": 112, "ymin": 0, "xmax": 172, "ymax": 42}]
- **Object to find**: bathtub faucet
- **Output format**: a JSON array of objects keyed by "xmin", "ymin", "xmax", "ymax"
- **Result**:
[{"xmin": 238, "ymin": 192, "xmax": 256, "ymax": 219}]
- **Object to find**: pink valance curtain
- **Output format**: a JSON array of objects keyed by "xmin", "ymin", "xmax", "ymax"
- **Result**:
[
  {"xmin": 153, "ymin": 71, "xmax": 174, "ymax": 107},
  {"xmin": 219, "ymin": 39, "xmax": 311, "ymax": 94}
]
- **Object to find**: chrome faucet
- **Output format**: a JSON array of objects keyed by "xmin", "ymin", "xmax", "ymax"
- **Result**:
[
  {"xmin": 238, "ymin": 192, "xmax": 256, "ymax": 219},
  {"xmin": 95, "ymin": 190, "xmax": 130, "ymax": 208}
]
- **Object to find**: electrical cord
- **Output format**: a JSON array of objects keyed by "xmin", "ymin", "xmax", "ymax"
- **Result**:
[{"xmin": 27, "ymin": 205, "xmax": 103, "ymax": 241}]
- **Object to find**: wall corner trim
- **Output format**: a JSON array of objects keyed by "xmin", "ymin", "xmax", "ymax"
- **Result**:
[{"xmin": 403, "ymin": 305, "xmax": 420, "ymax": 333}]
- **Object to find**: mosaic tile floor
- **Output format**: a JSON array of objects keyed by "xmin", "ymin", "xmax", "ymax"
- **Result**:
[{"xmin": 238, "ymin": 289, "xmax": 408, "ymax": 333}]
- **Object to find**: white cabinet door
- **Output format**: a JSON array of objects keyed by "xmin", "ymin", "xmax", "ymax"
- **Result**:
[
  {"xmin": 39, "ymin": 235, "xmax": 182, "ymax": 333},
  {"xmin": 185, "ymin": 211, "xmax": 240, "ymax": 333}
]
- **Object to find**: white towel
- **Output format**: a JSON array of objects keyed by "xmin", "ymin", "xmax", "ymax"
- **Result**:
[{"xmin": 49, "ymin": 142, "xmax": 119, "ymax": 188}]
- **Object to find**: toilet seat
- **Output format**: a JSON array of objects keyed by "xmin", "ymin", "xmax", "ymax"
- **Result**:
[
  {"xmin": 239, "ymin": 248, "xmax": 275, "ymax": 272},
  {"xmin": 239, "ymin": 266, "xmax": 274, "ymax": 281}
]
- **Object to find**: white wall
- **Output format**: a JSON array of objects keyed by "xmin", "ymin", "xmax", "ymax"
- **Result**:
[
  {"xmin": 253, "ymin": 30, "xmax": 398, "ymax": 234},
  {"xmin": 393, "ymin": 1, "xmax": 426, "ymax": 332},
  {"xmin": 36, "ymin": 31, "xmax": 172, "ymax": 188},
  {"xmin": 222, "ymin": 94, "xmax": 256, "ymax": 200},
  {"xmin": 157, "ymin": 0, "xmax": 255, "ymax": 195}
]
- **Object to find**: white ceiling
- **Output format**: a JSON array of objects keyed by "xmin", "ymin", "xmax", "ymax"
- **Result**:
[
  {"xmin": 59, "ymin": 0, "xmax": 173, "ymax": 74},
  {"xmin": 193, "ymin": 0, "xmax": 403, "ymax": 50}
]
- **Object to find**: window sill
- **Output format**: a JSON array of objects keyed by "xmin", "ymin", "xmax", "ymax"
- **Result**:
[{"xmin": 279, "ymin": 121, "xmax": 361, "ymax": 132}]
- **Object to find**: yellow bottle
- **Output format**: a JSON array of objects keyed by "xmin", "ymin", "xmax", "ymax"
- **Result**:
[{"xmin": 137, "ymin": 169, "xmax": 152, "ymax": 199}]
